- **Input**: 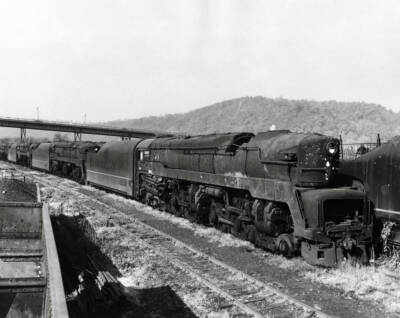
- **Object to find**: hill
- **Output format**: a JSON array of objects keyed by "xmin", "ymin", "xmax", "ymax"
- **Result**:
[
  {"xmin": 106, "ymin": 96, "xmax": 399, "ymax": 142},
  {"xmin": 0, "ymin": 96, "xmax": 397, "ymax": 143}
]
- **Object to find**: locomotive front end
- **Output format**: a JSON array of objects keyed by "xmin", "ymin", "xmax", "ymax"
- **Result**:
[
  {"xmin": 300, "ymin": 188, "xmax": 373, "ymax": 266},
  {"xmin": 256, "ymin": 132, "xmax": 340, "ymax": 187},
  {"xmin": 296, "ymin": 135, "xmax": 340, "ymax": 187}
]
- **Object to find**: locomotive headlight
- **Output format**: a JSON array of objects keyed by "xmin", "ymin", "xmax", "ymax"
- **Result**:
[{"xmin": 326, "ymin": 142, "xmax": 338, "ymax": 155}]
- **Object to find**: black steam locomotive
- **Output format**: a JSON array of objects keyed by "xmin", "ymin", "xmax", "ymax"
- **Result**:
[{"xmin": 1, "ymin": 130, "xmax": 374, "ymax": 266}]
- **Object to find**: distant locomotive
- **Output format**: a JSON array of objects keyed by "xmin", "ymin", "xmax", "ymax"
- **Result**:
[
  {"xmin": 0, "ymin": 131, "xmax": 374, "ymax": 266},
  {"xmin": 30, "ymin": 141, "xmax": 100, "ymax": 183},
  {"xmin": 0, "ymin": 144, "xmax": 8, "ymax": 160},
  {"xmin": 339, "ymin": 136, "xmax": 400, "ymax": 246},
  {"xmin": 7, "ymin": 142, "xmax": 38, "ymax": 166}
]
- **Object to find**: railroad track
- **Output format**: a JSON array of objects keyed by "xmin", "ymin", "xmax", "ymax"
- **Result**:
[{"xmin": 2, "ymin": 163, "xmax": 331, "ymax": 318}]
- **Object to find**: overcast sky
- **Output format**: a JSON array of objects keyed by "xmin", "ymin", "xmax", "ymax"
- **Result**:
[{"xmin": 1, "ymin": 0, "xmax": 399, "ymax": 122}]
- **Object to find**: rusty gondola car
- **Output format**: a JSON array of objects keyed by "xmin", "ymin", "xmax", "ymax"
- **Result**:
[
  {"xmin": 0, "ymin": 178, "xmax": 68, "ymax": 317},
  {"xmin": 339, "ymin": 136, "xmax": 400, "ymax": 246}
]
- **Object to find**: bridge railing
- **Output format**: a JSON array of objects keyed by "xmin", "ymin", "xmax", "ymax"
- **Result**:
[{"xmin": 340, "ymin": 134, "xmax": 384, "ymax": 160}]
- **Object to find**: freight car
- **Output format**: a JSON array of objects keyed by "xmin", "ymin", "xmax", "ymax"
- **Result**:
[
  {"xmin": 339, "ymin": 136, "xmax": 400, "ymax": 246},
  {"xmin": 0, "ymin": 178, "xmax": 68, "ymax": 317},
  {"xmin": 86, "ymin": 131, "xmax": 373, "ymax": 266}
]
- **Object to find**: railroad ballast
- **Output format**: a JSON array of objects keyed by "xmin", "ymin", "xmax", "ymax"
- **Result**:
[{"xmin": 0, "ymin": 130, "xmax": 374, "ymax": 266}]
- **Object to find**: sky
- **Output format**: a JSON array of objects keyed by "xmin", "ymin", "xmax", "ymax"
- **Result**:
[{"xmin": 0, "ymin": 0, "xmax": 400, "ymax": 122}]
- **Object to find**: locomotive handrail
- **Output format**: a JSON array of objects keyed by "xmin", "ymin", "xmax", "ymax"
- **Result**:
[{"xmin": 260, "ymin": 160, "xmax": 297, "ymax": 166}]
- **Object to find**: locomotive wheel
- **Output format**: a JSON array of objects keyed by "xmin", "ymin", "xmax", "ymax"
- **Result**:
[
  {"xmin": 145, "ymin": 193, "xmax": 153, "ymax": 206},
  {"xmin": 276, "ymin": 234, "xmax": 294, "ymax": 256},
  {"xmin": 232, "ymin": 218, "xmax": 242, "ymax": 237},
  {"xmin": 169, "ymin": 196, "xmax": 180, "ymax": 216},
  {"xmin": 246, "ymin": 225, "xmax": 256, "ymax": 244},
  {"xmin": 72, "ymin": 168, "xmax": 81, "ymax": 182},
  {"xmin": 221, "ymin": 224, "xmax": 230, "ymax": 233},
  {"xmin": 62, "ymin": 164, "xmax": 70, "ymax": 178},
  {"xmin": 183, "ymin": 206, "xmax": 192, "ymax": 220},
  {"xmin": 139, "ymin": 190, "xmax": 147, "ymax": 204},
  {"xmin": 208, "ymin": 200, "xmax": 218, "ymax": 226}
]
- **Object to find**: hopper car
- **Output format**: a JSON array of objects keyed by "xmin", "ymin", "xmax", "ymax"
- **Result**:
[
  {"xmin": 0, "ymin": 131, "xmax": 374, "ymax": 266},
  {"xmin": 0, "ymin": 178, "xmax": 68, "ymax": 317}
]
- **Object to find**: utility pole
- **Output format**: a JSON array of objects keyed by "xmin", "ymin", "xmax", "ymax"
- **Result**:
[
  {"xmin": 36, "ymin": 107, "xmax": 39, "ymax": 120},
  {"xmin": 84, "ymin": 113, "xmax": 87, "ymax": 124}
]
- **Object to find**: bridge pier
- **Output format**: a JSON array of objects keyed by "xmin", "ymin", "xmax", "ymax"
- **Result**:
[
  {"xmin": 20, "ymin": 128, "xmax": 27, "ymax": 143},
  {"xmin": 74, "ymin": 132, "xmax": 82, "ymax": 142}
]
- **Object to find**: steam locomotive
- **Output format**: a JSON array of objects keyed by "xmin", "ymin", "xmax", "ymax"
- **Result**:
[
  {"xmin": 0, "ymin": 130, "xmax": 374, "ymax": 266},
  {"xmin": 6, "ymin": 141, "xmax": 100, "ymax": 183}
]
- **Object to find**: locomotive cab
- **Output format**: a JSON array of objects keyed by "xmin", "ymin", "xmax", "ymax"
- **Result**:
[{"xmin": 300, "ymin": 188, "xmax": 373, "ymax": 266}]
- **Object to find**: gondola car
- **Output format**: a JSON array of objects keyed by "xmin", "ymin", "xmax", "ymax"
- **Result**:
[
  {"xmin": 87, "ymin": 130, "xmax": 373, "ymax": 266},
  {"xmin": 339, "ymin": 136, "xmax": 400, "ymax": 246},
  {"xmin": 0, "ymin": 178, "xmax": 68, "ymax": 317}
]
